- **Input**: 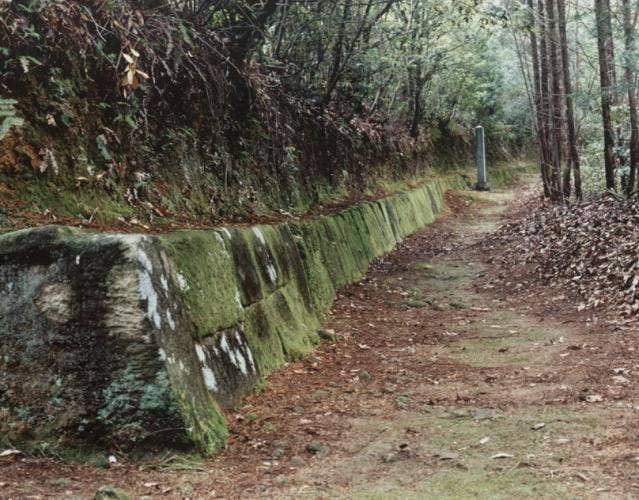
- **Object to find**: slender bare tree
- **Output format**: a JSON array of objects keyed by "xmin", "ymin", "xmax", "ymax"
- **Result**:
[
  {"xmin": 528, "ymin": 0, "xmax": 552, "ymax": 196},
  {"xmin": 557, "ymin": 0, "xmax": 582, "ymax": 199},
  {"xmin": 622, "ymin": 0, "xmax": 639, "ymax": 195},
  {"xmin": 544, "ymin": 0, "xmax": 563, "ymax": 198},
  {"xmin": 594, "ymin": 0, "xmax": 617, "ymax": 190}
]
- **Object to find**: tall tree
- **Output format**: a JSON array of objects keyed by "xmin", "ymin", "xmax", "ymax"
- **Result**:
[
  {"xmin": 544, "ymin": 0, "xmax": 564, "ymax": 198},
  {"xmin": 594, "ymin": 0, "xmax": 617, "ymax": 190},
  {"xmin": 322, "ymin": 0, "xmax": 397, "ymax": 106},
  {"xmin": 528, "ymin": 0, "xmax": 551, "ymax": 196},
  {"xmin": 557, "ymin": 0, "xmax": 582, "ymax": 199},
  {"xmin": 621, "ymin": 0, "xmax": 639, "ymax": 195}
]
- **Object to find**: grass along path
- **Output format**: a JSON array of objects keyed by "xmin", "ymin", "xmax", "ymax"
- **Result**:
[{"xmin": 2, "ymin": 179, "xmax": 639, "ymax": 499}]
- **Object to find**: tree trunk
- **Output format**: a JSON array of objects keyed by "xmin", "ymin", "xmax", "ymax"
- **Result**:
[
  {"xmin": 323, "ymin": 0, "xmax": 352, "ymax": 106},
  {"xmin": 528, "ymin": 0, "xmax": 551, "ymax": 197},
  {"xmin": 408, "ymin": 60, "xmax": 423, "ymax": 138},
  {"xmin": 545, "ymin": 0, "xmax": 564, "ymax": 199},
  {"xmin": 273, "ymin": 0, "xmax": 290, "ymax": 60},
  {"xmin": 538, "ymin": 0, "xmax": 557, "ymax": 198},
  {"xmin": 557, "ymin": 0, "xmax": 582, "ymax": 199},
  {"xmin": 622, "ymin": 0, "xmax": 639, "ymax": 196},
  {"xmin": 604, "ymin": 0, "xmax": 618, "ymax": 98},
  {"xmin": 594, "ymin": 0, "xmax": 617, "ymax": 190}
]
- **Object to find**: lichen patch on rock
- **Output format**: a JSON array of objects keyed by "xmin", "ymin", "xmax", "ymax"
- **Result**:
[{"xmin": 35, "ymin": 282, "xmax": 73, "ymax": 323}]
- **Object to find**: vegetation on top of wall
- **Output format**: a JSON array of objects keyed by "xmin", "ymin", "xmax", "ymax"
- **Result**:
[{"xmin": 0, "ymin": 0, "xmax": 532, "ymax": 233}]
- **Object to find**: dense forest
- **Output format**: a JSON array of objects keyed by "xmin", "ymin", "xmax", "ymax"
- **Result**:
[
  {"xmin": 0, "ymin": 0, "xmax": 638, "ymax": 227},
  {"xmin": 0, "ymin": 0, "xmax": 531, "ymax": 228},
  {"xmin": 517, "ymin": 0, "xmax": 639, "ymax": 200}
]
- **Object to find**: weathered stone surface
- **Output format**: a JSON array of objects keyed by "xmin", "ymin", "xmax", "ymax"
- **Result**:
[
  {"xmin": 0, "ymin": 226, "xmax": 226, "ymax": 453},
  {"xmin": 0, "ymin": 178, "xmax": 461, "ymax": 453}
]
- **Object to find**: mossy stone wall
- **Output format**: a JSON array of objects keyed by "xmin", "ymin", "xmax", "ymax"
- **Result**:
[{"xmin": 0, "ymin": 177, "xmax": 464, "ymax": 453}]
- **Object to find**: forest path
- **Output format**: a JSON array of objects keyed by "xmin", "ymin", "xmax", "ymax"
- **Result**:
[
  {"xmin": 4, "ymin": 178, "xmax": 639, "ymax": 499},
  {"xmin": 217, "ymin": 179, "xmax": 639, "ymax": 499}
]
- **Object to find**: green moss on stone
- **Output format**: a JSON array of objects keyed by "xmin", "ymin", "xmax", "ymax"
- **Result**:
[
  {"xmin": 289, "ymin": 222, "xmax": 336, "ymax": 315},
  {"xmin": 227, "ymin": 228, "xmax": 271, "ymax": 306},
  {"xmin": 160, "ymin": 231, "xmax": 243, "ymax": 336},
  {"xmin": 242, "ymin": 303, "xmax": 287, "ymax": 374},
  {"xmin": 0, "ymin": 175, "xmax": 464, "ymax": 457}
]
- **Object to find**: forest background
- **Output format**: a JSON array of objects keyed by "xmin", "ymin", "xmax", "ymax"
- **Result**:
[{"xmin": 0, "ymin": 0, "xmax": 636, "ymax": 228}]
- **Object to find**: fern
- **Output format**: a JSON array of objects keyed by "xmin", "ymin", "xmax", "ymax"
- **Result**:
[{"xmin": 0, "ymin": 98, "xmax": 24, "ymax": 140}]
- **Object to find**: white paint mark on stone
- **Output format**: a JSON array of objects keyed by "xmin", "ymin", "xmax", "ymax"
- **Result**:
[
  {"xmin": 195, "ymin": 343, "xmax": 207, "ymax": 363},
  {"xmin": 234, "ymin": 330, "xmax": 243, "ymax": 345},
  {"xmin": 245, "ymin": 344, "xmax": 256, "ymax": 372},
  {"xmin": 138, "ymin": 270, "xmax": 161, "ymax": 329},
  {"xmin": 252, "ymin": 227, "xmax": 266, "ymax": 245},
  {"xmin": 75, "ymin": 255, "xmax": 81, "ymax": 265},
  {"xmin": 266, "ymin": 264, "xmax": 278, "ymax": 284},
  {"xmin": 238, "ymin": 333, "xmax": 255, "ymax": 373},
  {"xmin": 137, "ymin": 250, "xmax": 153, "ymax": 273},
  {"xmin": 220, "ymin": 334, "xmax": 231, "ymax": 356},
  {"xmin": 215, "ymin": 232, "xmax": 229, "ymax": 256},
  {"xmin": 160, "ymin": 274, "xmax": 169, "ymax": 291},
  {"xmin": 221, "ymin": 332, "xmax": 249, "ymax": 376},
  {"xmin": 202, "ymin": 366, "xmax": 218, "ymax": 392},
  {"xmin": 195, "ymin": 343, "xmax": 218, "ymax": 392},
  {"xmin": 177, "ymin": 273, "xmax": 189, "ymax": 292},
  {"xmin": 235, "ymin": 348, "xmax": 248, "ymax": 375},
  {"xmin": 166, "ymin": 310, "xmax": 176, "ymax": 330},
  {"xmin": 158, "ymin": 348, "xmax": 167, "ymax": 361}
]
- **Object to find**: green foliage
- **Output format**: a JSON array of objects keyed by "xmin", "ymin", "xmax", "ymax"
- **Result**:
[
  {"xmin": 0, "ymin": 98, "xmax": 24, "ymax": 139},
  {"xmin": 0, "ymin": 0, "xmax": 531, "ymax": 229},
  {"xmin": 261, "ymin": 0, "xmax": 530, "ymax": 147}
]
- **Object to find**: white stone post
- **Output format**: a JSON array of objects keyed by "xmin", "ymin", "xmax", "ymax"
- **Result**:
[{"xmin": 475, "ymin": 125, "xmax": 489, "ymax": 191}]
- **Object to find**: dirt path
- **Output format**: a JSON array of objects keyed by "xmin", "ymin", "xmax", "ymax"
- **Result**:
[{"xmin": 3, "ymin": 180, "xmax": 639, "ymax": 499}]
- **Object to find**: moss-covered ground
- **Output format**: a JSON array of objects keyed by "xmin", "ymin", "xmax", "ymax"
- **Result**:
[{"xmin": 0, "ymin": 161, "xmax": 534, "ymax": 233}]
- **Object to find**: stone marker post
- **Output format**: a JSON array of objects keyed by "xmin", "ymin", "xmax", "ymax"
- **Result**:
[{"xmin": 475, "ymin": 125, "xmax": 489, "ymax": 191}]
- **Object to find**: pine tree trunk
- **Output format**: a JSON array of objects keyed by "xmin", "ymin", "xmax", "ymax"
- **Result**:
[
  {"xmin": 557, "ymin": 0, "xmax": 582, "ymax": 199},
  {"xmin": 529, "ymin": 0, "xmax": 552, "ymax": 197},
  {"xmin": 539, "ymin": 0, "xmax": 560, "ymax": 199},
  {"xmin": 545, "ymin": 0, "xmax": 564, "ymax": 199},
  {"xmin": 622, "ymin": 0, "xmax": 639, "ymax": 196},
  {"xmin": 594, "ymin": 0, "xmax": 617, "ymax": 190}
]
